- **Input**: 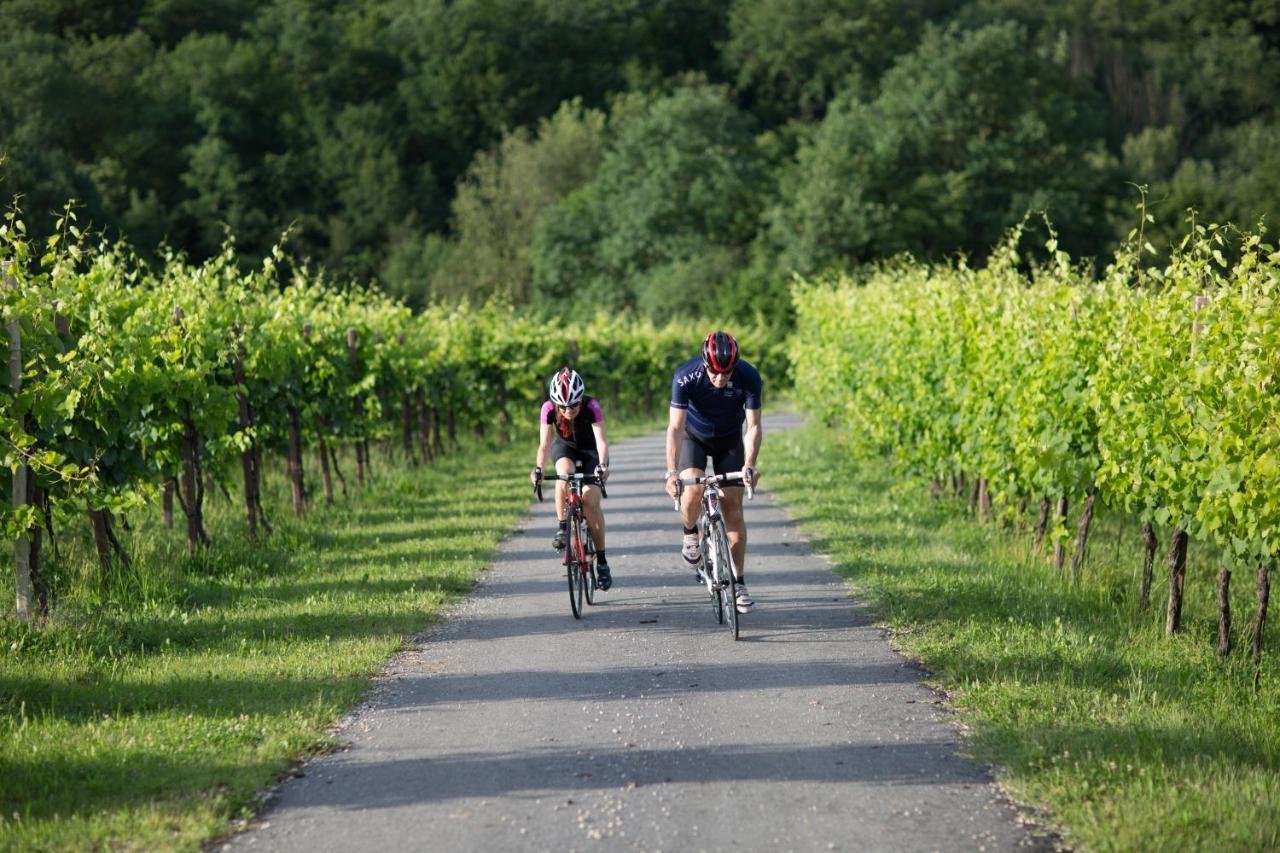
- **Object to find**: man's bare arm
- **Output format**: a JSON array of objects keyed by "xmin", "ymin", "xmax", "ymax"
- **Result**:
[
  {"xmin": 743, "ymin": 407, "xmax": 763, "ymax": 481},
  {"xmin": 665, "ymin": 407, "xmax": 687, "ymax": 474}
]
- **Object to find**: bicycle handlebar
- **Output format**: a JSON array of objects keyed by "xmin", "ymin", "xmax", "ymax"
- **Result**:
[
  {"xmin": 671, "ymin": 470, "xmax": 755, "ymax": 510},
  {"xmin": 535, "ymin": 472, "xmax": 607, "ymax": 500},
  {"xmin": 556, "ymin": 472, "xmax": 608, "ymax": 499}
]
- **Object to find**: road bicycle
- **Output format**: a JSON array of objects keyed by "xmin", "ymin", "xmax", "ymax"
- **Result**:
[
  {"xmin": 674, "ymin": 470, "xmax": 754, "ymax": 640},
  {"xmin": 535, "ymin": 470, "xmax": 606, "ymax": 619}
]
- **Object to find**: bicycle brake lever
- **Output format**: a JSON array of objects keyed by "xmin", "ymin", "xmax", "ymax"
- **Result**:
[{"xmin": 535, "ymin": 482, "xmax": 543, "ymax": 502}]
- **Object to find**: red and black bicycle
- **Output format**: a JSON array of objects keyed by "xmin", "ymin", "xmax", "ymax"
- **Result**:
[{"xmin": 535, "ymin": 471, "xmax": 606, "ymax": 618}]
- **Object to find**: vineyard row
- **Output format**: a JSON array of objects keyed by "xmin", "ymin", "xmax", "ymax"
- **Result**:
[
  {"xmin": 1, "ymin": 209, "xmax": 786, "ymax": 623},
  {"xmin": 790, "ymin": 221, "xmax": 1279, "ymax": 660}
]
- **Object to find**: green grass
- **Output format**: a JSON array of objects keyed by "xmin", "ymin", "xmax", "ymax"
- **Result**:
[
  {"xmin": 0, "ymin": 436, "xmax": 539, "ymax": 851},
  {"xmin": 763, "ymin": 425, "xmax": 1280, "ymax": 853}
]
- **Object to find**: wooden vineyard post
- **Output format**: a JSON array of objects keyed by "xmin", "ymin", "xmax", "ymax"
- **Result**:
[
  {"xmin": 1053, "ymin": 496, "xmax": 1069, "ymax": 572},
  {"xmin": 1070, "ymin": 489, "xmax": 1097, "ymax": 583},
  {"xmin": 6, "ymin": 261, "xmax": 36, "ymax": 622},
  {"xmin": 374, "ymin": 331, "xmax": 391, "ymax": 463},
  {"xmin": 328, "ymin": 445, "xmax": 348, "ymax": 497},
  {"xmin": 173, "ymin": 307, "xmax": 209, "ymax": 553},
  {"xmin": 283, "ymin": 320, "xmax": 307, "ymax": 516},
  {"xmin": 401, "ymin": 390, "xmax": 415, "ymax": 465},
  {"xmin": 1033, "ymin": 496, "xmax": 1051, "ymax": 551},
  {"xmin": 179, "ymin": 413, "xmax": 209, "ymax": 552},
  {"xmin": 977, "ymin": 479, "xmax": 992, "ymax": 516},
  {"xmin": 1252, "ymin": 563, "xmax": 1270, "ymax": 683},
  {"xmin": 318, "ymin": 437, "xmax": 334, "ymax": 505},
  {"xmin": 88, "ymin": 500, "xmax": 114, "ymax": 569},
  {"xmin": 1139, "ymin": 522, "xmax": 1158, "ymax": 611},
  {"xmin": 1166, "ymin": 528, "xmax": 1189, "ymax": 635},
  {"xmin": 1217, "ymin": 567, "xmax": 1232, "ymax": 657},
  {"xmin": 162, "ymin": 478, "xmax": 175, "ymax": 527},
  {"xmin": 416, "ymin": 390, "xmax": 433, "ymax": 464}
]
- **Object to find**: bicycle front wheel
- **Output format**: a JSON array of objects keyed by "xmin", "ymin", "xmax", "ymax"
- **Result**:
[
  {"xmin": 567, "ymin": 516, "xmax": 585, "ymax": 618},
  {"xmin": 705, "ymin": 524, "xmax": 725, "ymax": 624},
  {"xmin": 716, "ymin": 524, "xmax": 740, "ymax": 640},
  {"xmin": 567, "ymin": 559, "xmax": 584, "ymax": 618}
]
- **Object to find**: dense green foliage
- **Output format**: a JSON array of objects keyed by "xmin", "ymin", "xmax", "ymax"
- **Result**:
[
  {"xmin": 2, "ymin": 0, "xmax": 1277, "ymax": 318},
  {"xmin": 790, "ymin": 220, "xmax": 1280, "ymax": 575},
  {"xmin": 765, "ymin": 426, "xmax": 1280, "ymax": 852},
  {"xmin": 788, "ymin": 222, "xmax": 1280, "ymax": 560},
  {"xmin": 0, "ymin": 209, "xmax": 785, "ymax": 600}
]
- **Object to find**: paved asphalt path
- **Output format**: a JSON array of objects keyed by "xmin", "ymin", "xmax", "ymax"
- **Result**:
[{"xmin": 225, "ymin": 415, "xmax": 1039, "ymax": 852}]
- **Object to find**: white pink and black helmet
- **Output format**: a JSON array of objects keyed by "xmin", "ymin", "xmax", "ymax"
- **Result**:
[
  {"xmin": 548, "ymin": 367, "xmax": 585, "ymax": 407},
  {"xmin": 702, "ymin": 330, "xmax": 739, "ymax": 374}
]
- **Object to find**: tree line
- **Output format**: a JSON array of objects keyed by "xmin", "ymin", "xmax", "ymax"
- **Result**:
[{"xmin": 2, "ymin": 0, "xmax": 1277, "ymax": 321}]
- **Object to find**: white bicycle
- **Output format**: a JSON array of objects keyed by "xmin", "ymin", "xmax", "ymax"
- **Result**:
[{"xmin": 674, "ymin": 471, "xmax": 754, "ymax": 640}]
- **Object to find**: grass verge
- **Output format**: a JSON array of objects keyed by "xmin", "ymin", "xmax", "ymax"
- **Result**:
[
  {"xmin": 1, "ymin": 436, "xmax": 540, "ymax": 851},
  {"xmin": 763, "ymin": 425, "xmax": 1280, "ymax": 853}
]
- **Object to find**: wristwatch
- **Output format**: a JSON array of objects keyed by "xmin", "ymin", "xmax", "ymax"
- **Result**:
[{"xmin": 664, "ymin": 469, "xmax": 679, "ymax": 480}]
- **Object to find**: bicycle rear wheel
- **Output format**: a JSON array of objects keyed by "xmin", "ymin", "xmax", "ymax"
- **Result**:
[
  {"xmin": 583, "ymin": 526, "xmax": 597, "ymax": 605},
  {"xmin": 716, "ymin": 524, "xmax": 740, "ymax": 640}
]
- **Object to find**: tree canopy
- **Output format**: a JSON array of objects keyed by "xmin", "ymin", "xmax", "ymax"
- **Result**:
[{"xmin": 1, "ymin": 0, "xmax": 1276, "ymax": 319}]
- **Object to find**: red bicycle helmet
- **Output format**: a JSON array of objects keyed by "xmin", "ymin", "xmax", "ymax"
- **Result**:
[{"xmin": 702, "ymin": 330, "xmax": 739, "ymax": 374}]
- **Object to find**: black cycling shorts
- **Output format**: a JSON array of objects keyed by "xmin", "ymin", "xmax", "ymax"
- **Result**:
[
  {"xmin": 677, "ymin": 428, "xmax": 745, "ymax": 487},
  {"xmin": 551, "ymin": 436, "xmax": 600, "ymax": 473}
]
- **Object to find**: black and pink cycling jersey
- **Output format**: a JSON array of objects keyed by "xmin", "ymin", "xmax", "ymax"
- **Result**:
[{"xmin": 541, "ymin": 396, "xmax": 604, "ymax": 454}]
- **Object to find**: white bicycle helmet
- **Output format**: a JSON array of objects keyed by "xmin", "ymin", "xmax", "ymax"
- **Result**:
[{"xmin": 548, "ymin": 367, "xmax": 585, "ymax": 407}]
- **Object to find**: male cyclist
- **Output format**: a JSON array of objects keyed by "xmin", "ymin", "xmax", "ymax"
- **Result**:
[
  {"xmin": 532, "ymin": 367, "xmax": 612, "ymax": 590},
  {"xmin": 663, "ymin": 331, "xmax": 762, "ymax": 612}
]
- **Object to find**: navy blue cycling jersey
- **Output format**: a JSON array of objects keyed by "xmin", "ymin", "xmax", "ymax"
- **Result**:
[{"xmin": 670, "ymin": 357, "xmax": 762, "ymax": 438}]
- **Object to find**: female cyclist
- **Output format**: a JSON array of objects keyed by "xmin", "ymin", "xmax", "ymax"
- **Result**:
[{"xmin": 531, "ymin": 367, "xmax": 612, "ymax": 590}]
